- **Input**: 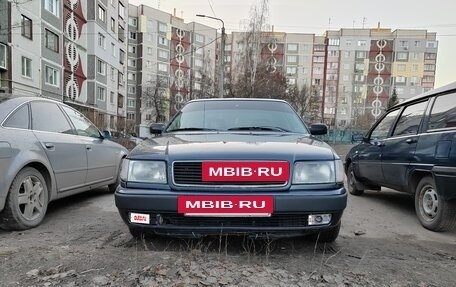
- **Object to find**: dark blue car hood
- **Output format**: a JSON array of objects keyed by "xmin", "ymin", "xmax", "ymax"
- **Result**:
[{"xmin": 129, "ymin": 132, "xmax": 337, "ymax": 161}]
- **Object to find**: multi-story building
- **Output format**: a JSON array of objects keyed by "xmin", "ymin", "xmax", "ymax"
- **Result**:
[
  {"xmin": 0, "ymin": 0, "xmax": 128, "ymax": 132},
  {"xmin": 127, "ymin": 4, "xmax": 217, "ymax": 137}
]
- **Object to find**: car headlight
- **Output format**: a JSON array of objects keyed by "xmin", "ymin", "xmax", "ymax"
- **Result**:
[
  {"xmin": 293, "ymin": 160, "xmax": 344, "ymax": 184},
  {"xmin": 120, "ymin": 159, "xmax": 167, "ymax": 183}
]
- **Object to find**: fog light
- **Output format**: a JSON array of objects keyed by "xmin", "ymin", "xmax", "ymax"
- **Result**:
[
  {"xmin": 156, "ymin": 214, "xmax": 164, "ymax": 225},
  {"xmin": 308, "ymin": 214, "xmax": 331, "ymax": 226}
]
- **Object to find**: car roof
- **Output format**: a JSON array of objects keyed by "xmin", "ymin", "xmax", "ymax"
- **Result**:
[
  {"xmin": 394, "ymin": 81, "xmax": 456, "ymax": 108},
  {"xmin": 187, "ymin": 98, "xmax": 289, "ymax": 104},
  {"xmin": 0, "ymin": 95, "xmax": 63, "ymax": 122}
]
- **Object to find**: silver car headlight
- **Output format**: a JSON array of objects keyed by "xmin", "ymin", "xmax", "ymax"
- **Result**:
[
  {"xmin": 120, "ymin": 159, "xmax": 167, "ymax": 183},
  {"xmin": 293, "ymin": 160, "xmax": 344, "ymax": 184}
]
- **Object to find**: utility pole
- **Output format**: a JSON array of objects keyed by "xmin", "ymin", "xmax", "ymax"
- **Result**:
[{"xmin": 196, "ymin": 14, "xmax": 225, "ymax": 98}]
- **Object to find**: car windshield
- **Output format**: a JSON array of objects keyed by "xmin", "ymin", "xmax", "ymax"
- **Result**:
[{"xmin": 165, "ymin": 100, "xmax": 309, "ymax": 134}]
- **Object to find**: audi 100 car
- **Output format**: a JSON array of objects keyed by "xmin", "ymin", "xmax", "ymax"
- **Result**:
[
  {"xmin": 0, "ymin": 95, "xmax": 128, "ymax": 230},
  {"xmin": 115, "ymin": 99, "xmax": 347, "ymax": 242}
]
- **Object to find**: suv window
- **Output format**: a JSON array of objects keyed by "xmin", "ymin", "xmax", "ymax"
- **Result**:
[
  {"xmin": 370, "ymin": 109, "xmax": 400, "ymax": 140},
  {"xmin": 3, "ymin": 104, "xmax": 29, "ymax": 129},
  {"xmin": 428, "ymin": 93, "xmax": 456, "ymax": 130},
  {"xmin": 392, "ymin": 101, "xmax": 428, "ymax": 136},
  {"xmin": 31, "ymin": 102, "xmax": 74, "ymax": 134}
]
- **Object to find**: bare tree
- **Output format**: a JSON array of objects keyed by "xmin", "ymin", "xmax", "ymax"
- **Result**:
[{"xmin": 142, "ymin": 75, "xmax": 169, "ymax": 123}]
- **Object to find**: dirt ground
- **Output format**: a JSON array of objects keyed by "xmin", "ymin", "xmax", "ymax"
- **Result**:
[{"xmin": 1, "ymin": 145, "xmax": 456, "ymax": 287}]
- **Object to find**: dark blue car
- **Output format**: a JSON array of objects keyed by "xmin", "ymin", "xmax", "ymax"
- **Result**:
[
  {"xmin": 345, "ymin": 82, "xmax": 456, "ymax": 232},
  {"xmin": 115, "ymin": 99, "xmax": 346, "ymax": 242}
]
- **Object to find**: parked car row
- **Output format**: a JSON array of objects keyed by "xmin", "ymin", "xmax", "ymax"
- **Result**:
[{"xmin": 0, "ymin": 95, "xmax": 128, "ymax": 230}]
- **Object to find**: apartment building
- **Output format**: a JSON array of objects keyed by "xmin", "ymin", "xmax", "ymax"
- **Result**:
[
  {"xmin": 0, "ymin": 0, "xmax": 128, "ymax": 132},
  {"xmin": 127, "ymin": 4, "xmax": 217, "ymax": 137}
]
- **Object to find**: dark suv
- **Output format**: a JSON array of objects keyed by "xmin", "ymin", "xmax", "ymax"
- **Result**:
[{"xmin": 345, "ymin": 82, "xmax": 456, "ymax": 232}]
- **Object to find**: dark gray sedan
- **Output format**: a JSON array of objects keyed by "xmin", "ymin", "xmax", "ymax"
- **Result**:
[{"xmin": 0, "ymin": 95, "xmax": 128, "ymax": 230}]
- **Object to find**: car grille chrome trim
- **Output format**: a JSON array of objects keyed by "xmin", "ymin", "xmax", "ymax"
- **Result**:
[{"xmin": 172, "ymin": 161, "xmax": 288, "ymax": 187}]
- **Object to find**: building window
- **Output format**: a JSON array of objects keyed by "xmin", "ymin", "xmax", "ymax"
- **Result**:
[
  {"xmin": 158, "ymin": 49, "xmax": 169, "ymax": 59},
  {"xmin": 343, "ymin": 63, "xmax": 350, "ymax": 70},
  {"xmin": 313, "ymin": 56, "xmax": 324, "ymax": 62},
  {"xmin": 288, "ymin": 78, "xmax": 296, "ymax": 85},
  {"xmin": 118, "ymin": 25, "xmax": 125, "ymax": 42},
  {"xmin": 45, "ymin": 29, "xmax": 59, "ymax": 52},
  {"xmin": 21, "ymin": 15, "xmax": 32, "ymax": 39},
  {"xmin": 344, "ymin": 51, "xmax": 350, "ymax": 58},
  {"xmin": 286, "ymin": 66, "xmax": 297, "ymax": 75},
  {"xmin": 146, "ymin": 114, "xmax": 152, "ymax": 121},
  {"xmin": 119, "ymin": 49, "xmax": 125, "ymax": 64},
  {"xmin": 110, "ymin": 92, "xmax": 115, "ymax": 104},
  {"xmin": 355, "ymin": 63, "xmax": 365, "ymax": 72},
  {"xmin": 287, "ymin": 43, "xmax": 298, "ymax": 52},
  {"xmin": 396, "ymin": 52, "xmax": 408, "ymax": 60},
  {"xmin": 158, "ymin": 22, "xmax": 167, "ymax": 33},
  {"xmin": 0, "ymin": 44, "xmax": 6, "ymax": 69},
  {"xmin": 111, "ymin": 67, "xmax": 116, "ymax": 81},
  {"xmin": 128, "ymin": 86, "xmax": 136, "ymax": 94},
  {"xmin": 355, "ymin": 51, "xmax": 366, "ymax": 59},
  {"xmin": 118, "ymin": 2, "xmax": 125, "ymax": 19},
  {"xmin": 328, "ymin": 38, "xmax": 340, "ymax": 46},
  {"xmin": 98, "ymin": 33, "xmax": 105, "ymax": 48},
  {"xmin": 195, "ymin": 33, "xmax": 204, "ymax": 43},
  {"xmin": 357, "ymin": 40, "xmax": 366, "ymax": 46},
  {"xmin": 118, "ymin": 72, "xmax": 124, "ymax": 86},
  {"xmin": 158, "ymin": 63, "xmax": 168, "ymax": 72},
  {"xmin": 128, "ymin": 72, "xmax": 136, "ymax": 81},
  {"xmin": 97, "ymin": 86, "xmax": 106, "ymax": 101},
  {"xmin": 424, "ymin": 64, "xmax": 435, "ymax": 71},
  {"xmin": 21, "ymin": 57, "xmax": 32, "ymax": 78},
  {"xmin": 395, "ymin": 76, "xmax": 406, "ymax": 84},
  {"xmin": 194, "ymin": 59, "xmax": 202, "ymax": 68},
  {"xmin": 195, "ymin": 47, "xmax": 203, "ymax": 56},
  {"xmin": 111, "ymin": 18, "xmax": 116, "ymax": 32},
  {"xmin": 329, "ymin": 50, "xmax": 339, "ymax": 57},
  {"xmin": 111, "ymin": 43, "xmax": 116, "ymax": 57},
  {"xmin": 425, "ymin": 53, "xmax": 437, "ymax": 60},
  {"xmin": 129, "ymin": 32, "xmax": 136, "ymax": 40},
  {"xmin": 397, "ymin": 64, "xmax": 406, "ymax": 71},
  {"xmin": 414, "ymin": 41, "xmax": 421, "ymax": 47},
  {"xmin": 128, "ymin": 59, "xmax": 136, "ymax": 67},
  {"xmin": 399, "ymin": 40, "xmax": 409, "ymax": 48},
  {"xmin": 127, "ymin": 113, "xmax": 135, "ymax": 120},
  {"xmin": 97, "ymin": 59, "xmax": 106, "ymax": 75},
  {"xmin": 128, "ymin": 45, "xmax": 136, "ymax": 53},
  {"xmin": 129, "ymin": 17, "xmax": 137, "ymax": 26},
  {"xmin": 98, "ymin": 5, "xmax": 106, "ymax": 22},
  {"xmin": 127, "ymin": 99, "xmax": 135, "ymax": 108},
  {"xmin": 313, "ymin": 67, "xmax": 323, "ymax": 74},
  {"xmin": 410, "ymin": 52, "xmax": 420, "ymax": 61},
  {"xmin": 426, "ymin": 41, "xmax": 437, "ymax": 48},
  {"xmin": 287, "ymin": 55, "xmax": 297, "ymax": 63},
  {"xmin": 410, "ymin": 77, "xmax": 420, "ymax": 86},
  {"xmin": 146, "ymin": 60, "xmax": 152, "ymax": 67},
  {"xmin": 45, "ymin": 0, "xmax": 59, "ymax": 17},
  {"xmin": 45, "ymin": 66, "xmax": 59, "ymax": 86},
  {"xmin": 345, "ymin": 40, "xmax": 352, "ymax": 46},
  {"xmin": 158, "ymin": 36, "xmax": 168, "ymax": 46},
  {"xmin": 147, "ymin": 47, "xmax": 153, "ymax": 55}
]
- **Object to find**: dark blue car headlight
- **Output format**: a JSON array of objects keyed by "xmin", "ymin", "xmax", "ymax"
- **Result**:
[
  {"xmin": 120, "ymin": 159, "xmax": 167, "ymax": 183},
  {"xmin": 293, "ymin": 160, "xmax": 344, "ymax": 184}
]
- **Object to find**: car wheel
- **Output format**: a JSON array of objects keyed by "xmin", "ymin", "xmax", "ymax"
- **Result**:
[
  {"xmin": 347, "ymin": 163, "xmax": 364, "ymax": 196},
  {"xmin": 0, "ymin": 167, "xmax": 49, "ymax": 230},
  {"xmin": 415, "ymin": 176, "xmax": 456, "ymax": 232},
  {"xmin": 306, "ymin": 222, "xmax": 341, "ymax": 243},
  {"xmin": 129, "ymin": 227, "xmax": 145, "ymax": 239}
]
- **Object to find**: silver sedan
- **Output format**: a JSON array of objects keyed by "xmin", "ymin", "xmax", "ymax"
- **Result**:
[{"xmin": 0, "ymin": 95, "xmax": 128, "ymax": 230}]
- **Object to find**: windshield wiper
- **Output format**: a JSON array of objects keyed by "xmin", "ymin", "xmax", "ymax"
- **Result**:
[
  {"xmin": 227, "ymin": 126, "xmax": 290, "ymax": 132},
  {"xmin": 166, "ymin": 127, "xmax": 219, "ymax": 132}
]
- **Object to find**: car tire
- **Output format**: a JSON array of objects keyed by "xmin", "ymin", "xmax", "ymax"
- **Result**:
[
  {"xmin": 0, "ymin": 167, "xmax": 49, "ymax": 230},
  {"xmin": 306, "ymin": 222, "xmax": 341, "ymax": 243},
  {"xmin": 415, "ymin": 176, "xmax": 456, "ymax": 232},
  {"xmin": 129, "ymin": 227, "xmax": 145, "ymax": 239},
  {"xmin": 347, "ymin": 163, "xmax": 364, "ymax": 196}
]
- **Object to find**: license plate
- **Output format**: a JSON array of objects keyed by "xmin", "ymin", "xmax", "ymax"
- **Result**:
[
  {"xmin": 202, "ymin": 161, "xmax": 289, "ymax": 182},
  {"xmin": 178, "ymin": 195, "xmax": 274, "ymax": 217}
]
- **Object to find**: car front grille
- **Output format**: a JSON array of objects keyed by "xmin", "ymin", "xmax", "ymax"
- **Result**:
[
  {"xmin": 172, "ymin": 161, "xmax": 287, "ymax": 186},
  {"xmin": 156, "ymin": 213, "xmax": 308, "ymax": 228}
]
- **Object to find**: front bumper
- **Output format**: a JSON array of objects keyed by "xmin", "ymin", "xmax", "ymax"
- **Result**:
[{"xmin": 115, "ymin": 187, "xmax": 347, "ymax": 238}]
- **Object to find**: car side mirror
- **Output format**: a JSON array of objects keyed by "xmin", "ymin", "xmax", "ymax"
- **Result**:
[
  {"xmin": 150, "ymin": 123, "xmax": 165, "ymax": 135},
  {"xmin": 309, "ymin": 123, "xmax": 328, "ymax": 135},
  {"xmin": 102, "ymin": 130, "xmax": 111, "ymax": 139}
]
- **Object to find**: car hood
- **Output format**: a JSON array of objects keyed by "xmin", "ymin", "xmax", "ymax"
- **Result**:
[{"xmin": 129, "ymin": 132, "xmax": 338, "ymax": 161}]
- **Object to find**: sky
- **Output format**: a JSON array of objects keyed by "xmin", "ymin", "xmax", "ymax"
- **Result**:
[{"xmin": 130, "ymin": 0, "xmax": 455, "ymax": 88}]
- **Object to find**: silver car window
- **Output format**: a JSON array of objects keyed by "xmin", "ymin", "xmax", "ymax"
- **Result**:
[
  {"xmin": 61, "ymin": 106, "xmax": 101, "ymax": 138},
  {"xmin": 30, "ymin": 102, "xmax": 74, "ymax": 134},
  {"xmin": 3, "ymin": 104, "xmax": 29, "ymax": 129}
]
